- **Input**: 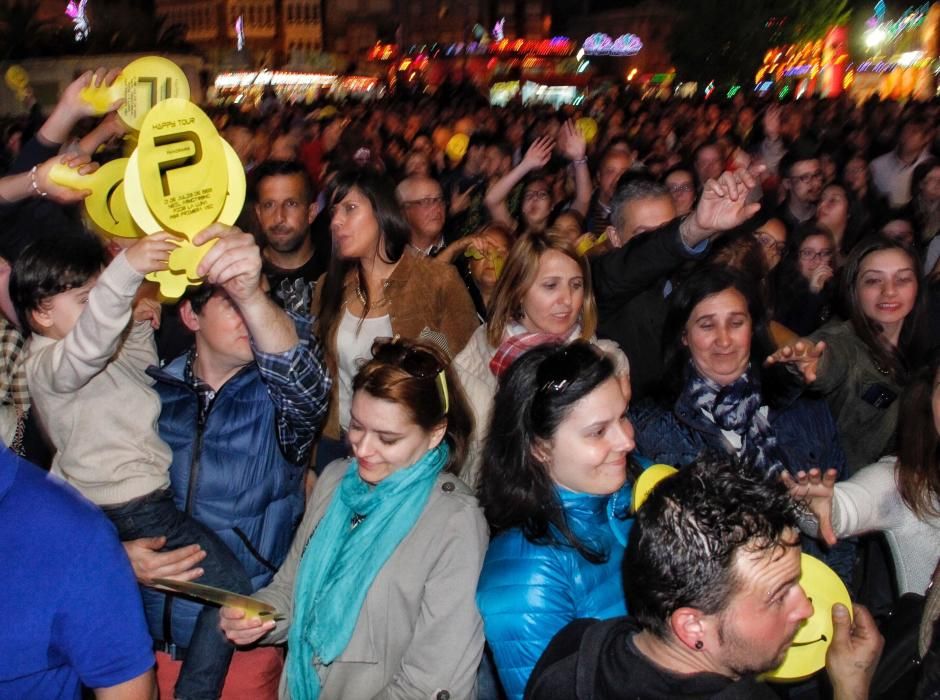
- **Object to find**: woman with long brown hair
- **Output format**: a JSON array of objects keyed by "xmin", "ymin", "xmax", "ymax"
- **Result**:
[{"xmin": 311, "ymin": 169, "xmax": 478, "ymax": 471}]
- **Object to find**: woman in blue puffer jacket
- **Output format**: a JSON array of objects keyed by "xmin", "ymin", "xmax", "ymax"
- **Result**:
[{"xmin": 476, "ymin": 341, "xmax": 636, "ymax": 700}]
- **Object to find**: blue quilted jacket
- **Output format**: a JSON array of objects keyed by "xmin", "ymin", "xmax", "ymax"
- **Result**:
[
  {"xmin": 140, "ymin": 357, "xmax": 305, "ymax": 649},
  {"xmin": 477, "ymin": 485, "xmax": 632, "ymax": 700}
]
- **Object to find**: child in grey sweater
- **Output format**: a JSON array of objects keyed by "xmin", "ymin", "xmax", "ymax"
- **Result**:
[{"xmin": 11, "ymin": 231, "xmax": 250, "ymax": 700}]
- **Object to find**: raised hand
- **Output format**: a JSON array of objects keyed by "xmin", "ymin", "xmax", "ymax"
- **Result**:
[
  {"xmin": 521, "ymin": 136, "xmax": 555, "ymax": 172},
  {"xmin": 781, "ymin": 467, "xmax": 839, "ymax": 546},
  {"xmin": 765, "ymin": 338, "xmax": 826, "ymax": 384},
  {"xmin": 763, "ymin": 104, "xmax": 782, "ymax": 141},
  {"xmin": 557, "ymin": 120, "xmax": 586, "ymax": 162},
  {"xmin": 34, "ymin": 152, "xmax": 99, "ymax": 204},
  {"xmin": 124, "ymin": 232, "xmax": 180, "ymax": 276},
  {"xmin": 193, "ymin": 224, "xmax": 264, "ymax": 306}
]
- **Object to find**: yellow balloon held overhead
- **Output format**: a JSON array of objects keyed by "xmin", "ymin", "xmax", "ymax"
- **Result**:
[
  {"xmin": 446, "ymin": 133, "xmax": 469, "ymax": 162},
  {"xmin": 632, "ymin": 464, "xmax": 678, "ymax": 512},
  {"xmin": 136, "ymin": 98, "xmax": 227, "ymax": 235},
  {"xmin": 576, "ymin": 117, "xmax": 599, "ymax": 145},
  {"xmin": 763, "ymin": 553, "xmax": 852, "ymax": 683}
]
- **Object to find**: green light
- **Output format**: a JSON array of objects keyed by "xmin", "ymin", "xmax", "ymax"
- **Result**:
[
  {"xmin": 779, "ymin": 85, "xmax": 790, "ymax": 99},
  {"xmin": 726, "ymin": 85, "xmax": 741, "ymax": 98}
]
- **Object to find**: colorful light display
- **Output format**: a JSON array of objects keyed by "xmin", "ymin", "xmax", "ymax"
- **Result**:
[{"xmin": 581, "ymin": 33, "xmax": 643, "ymax": 56}]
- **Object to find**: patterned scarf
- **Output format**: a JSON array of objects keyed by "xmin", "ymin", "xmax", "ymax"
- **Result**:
[
  {"xmin": 685, "ymin": 363, "xmax": 787, "ymax": 478},
  {"xmin": 489, "ymin": 323, "xmax": 581, "ymax": 378},
  {"xmin": 287, "ymin": 443, "xmax": 449, "ymax": 699}
]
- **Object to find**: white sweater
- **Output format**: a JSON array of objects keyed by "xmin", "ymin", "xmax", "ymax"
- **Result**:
[
  {"xmin": 24, "ymin": 252, "xmax": 172, "ymax": 506},
  {"xmin": 824, "ymin": 456, "xmax": 940, "ymax": 595}
]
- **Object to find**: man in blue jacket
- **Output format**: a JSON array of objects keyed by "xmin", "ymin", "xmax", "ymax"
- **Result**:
[{"xmin": 121, "ymin": 224, "xmax": 331, "ymax": 691}]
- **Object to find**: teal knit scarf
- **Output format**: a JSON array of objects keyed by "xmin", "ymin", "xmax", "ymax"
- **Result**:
[{"xmin": 286, "ymin": 442, "xmax": 449, "ymax": 699}]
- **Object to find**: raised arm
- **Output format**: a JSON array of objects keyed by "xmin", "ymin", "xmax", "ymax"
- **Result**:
[
  {"xmin": 193, "ymin": 224, "xmax": 332, "ymax": 462},
  {"xmin": 484, "ymin": 136, "xmax": 554, "ymax": 228},
  {"xmin": 557, "ymin": 120, "xmax": 591, "ymax": 217}
]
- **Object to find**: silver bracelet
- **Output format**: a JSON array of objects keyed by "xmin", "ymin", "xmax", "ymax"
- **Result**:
[
  {"xmin": 29, "ymin": 166, "xmax": 48, "ymax": 198},
  {"xmin": 571, "ymin": 157, "xmax": 588, "ymax": 165}
]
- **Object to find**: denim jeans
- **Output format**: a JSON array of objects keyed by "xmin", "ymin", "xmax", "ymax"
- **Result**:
[{"xmin": 103, "ymin": 489, "xmax": 252, "ymax": 700}]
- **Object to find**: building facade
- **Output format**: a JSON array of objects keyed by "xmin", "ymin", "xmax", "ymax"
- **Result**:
[{"xmin": 154, "ymin": 0, "xmax": 323, "ymax": 66}]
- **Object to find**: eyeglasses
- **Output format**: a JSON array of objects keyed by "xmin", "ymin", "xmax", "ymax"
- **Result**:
[
  {"xmin": 790, "ymin": 171, "xmax": 824, "ymax": 185},
  {"xmin": 799, "ymin": 248, "xmax": 834, "ymax": 262},
  {"xmin": 755, "ymin": 232, "xmax": 786, "ymax": 256},
  {"xmin": 523, "ymin": 190, "xmax": 551, "ymax": 202},
  {"xmin": 667, "ymin": 183, "xmax": 694, "ymax": 194},
  {"xmin": 403, "ymin": 195, "xmax": 445, "ymax": 209}
]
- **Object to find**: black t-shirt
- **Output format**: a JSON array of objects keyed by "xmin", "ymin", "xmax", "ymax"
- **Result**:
[
  {"xmin": 262, "ymin": 248, "xmax": 329, "ymax": 316},
  {"xmin": 527, "ymin": 617, "xmax": 778, "ymax": 700}
]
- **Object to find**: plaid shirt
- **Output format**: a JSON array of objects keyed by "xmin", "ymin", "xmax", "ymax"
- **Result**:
[
  {"xmin": 184, "ymin": 312, "xmax": 331, "ymax": 465},
  {"xmin": 0, "ymin": 318, "xmax": 29, "ymax": 454}
]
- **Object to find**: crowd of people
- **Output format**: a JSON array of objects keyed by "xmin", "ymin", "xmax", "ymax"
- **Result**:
[{"xmin": 0, "ymin": 67, "xmax": 938, "ymax": 699}]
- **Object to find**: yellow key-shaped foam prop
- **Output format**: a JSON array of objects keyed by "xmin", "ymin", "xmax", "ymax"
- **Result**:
[
  {"xmin": 50, "ymin": 158, "xmax": 144, "ymax": 239},
  {"xmin": 80, "ymin": 56, "xmax": 190, "ymax": 131},
  {"xmin": 136, "ymin": 98, "xmax": 227, "ymax": 235},
  {"xmin": 133, "ymin": 110, "xmax": 245, "ymax": 299}
]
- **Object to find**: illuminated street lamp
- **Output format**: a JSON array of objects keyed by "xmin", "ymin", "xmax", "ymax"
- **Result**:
[{"xmin": 865, "ymin": 26, "xmax": 887, "ymax": 49}]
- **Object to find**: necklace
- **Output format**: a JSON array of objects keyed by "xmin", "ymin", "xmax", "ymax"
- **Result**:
[{"xmin": 355, "ymin": 279, "xmax": 389, "ymax": 308}]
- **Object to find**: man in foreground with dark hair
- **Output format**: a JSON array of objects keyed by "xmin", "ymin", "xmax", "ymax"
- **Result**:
[{"xmin": 526, "ymin": 461, "xmax": 883, "ymax": 700}]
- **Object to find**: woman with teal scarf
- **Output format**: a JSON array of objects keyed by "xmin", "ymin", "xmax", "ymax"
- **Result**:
[{"xmin": 221, "ymin": 339, "xmax": 488, "ymax": 699}]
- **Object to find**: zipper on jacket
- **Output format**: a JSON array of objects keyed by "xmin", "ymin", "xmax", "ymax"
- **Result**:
[{"xmin": 185, "ymin": 420, "xmax": 205, "ymax": 515}]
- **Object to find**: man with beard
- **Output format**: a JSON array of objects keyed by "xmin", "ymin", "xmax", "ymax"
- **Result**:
[
  {"xmin": 526, "ymin": 460, "xmax": 884, "ymax": 700},
  {"xmin": 254, "ymin": 160, "xmax": 329, "ymax": 315},
  {"xmin": 776, "ymin": 142, "xmax": 825, "ymax": 234}
]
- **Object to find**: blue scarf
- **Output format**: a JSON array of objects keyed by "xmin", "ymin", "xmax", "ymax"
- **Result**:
[
  {"xmin": 685, "ymin": 364, "xmax": 787, "ymax": 479},
  {"xmin": 287, "ymin": 443, "xmax": 449, "ymax": 698}
]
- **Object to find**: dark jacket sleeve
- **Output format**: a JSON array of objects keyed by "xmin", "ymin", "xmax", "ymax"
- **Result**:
[{"xmin": 590, "ymin": 219, "xmax": 706, "ymax": 312}]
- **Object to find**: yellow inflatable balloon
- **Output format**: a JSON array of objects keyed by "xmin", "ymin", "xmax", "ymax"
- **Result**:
[
  {"xmin": 632, "ymin": 464, "xmax": 678, "ymax": 512},
  {"xmin": 445, "ymin": 133, "xmax": 469, "ymax": 163},
  {"xmin": 576, "ymin": 117, "xmax": 599, "ymax": 145},
  {"xmin": 763, "ymin": 553, "xmax": 852, "ymax": 683},
  {"xmin": 4, "ymin": 65, "xmax": 29, "ymax": 91}
]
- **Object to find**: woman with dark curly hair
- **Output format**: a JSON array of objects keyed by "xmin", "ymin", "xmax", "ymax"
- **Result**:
[{"xmin": 476, "ymin": 341, "xmax": 635, "ymax": 700}]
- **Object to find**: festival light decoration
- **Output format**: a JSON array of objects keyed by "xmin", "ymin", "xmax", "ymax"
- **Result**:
[
  {"xmin": 581, "ymin": 33, "xmax": 643, "ymax": 56},
  {"xmin": 65, "ymin": 0, "xmax": 89, "ymax": 40}
]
